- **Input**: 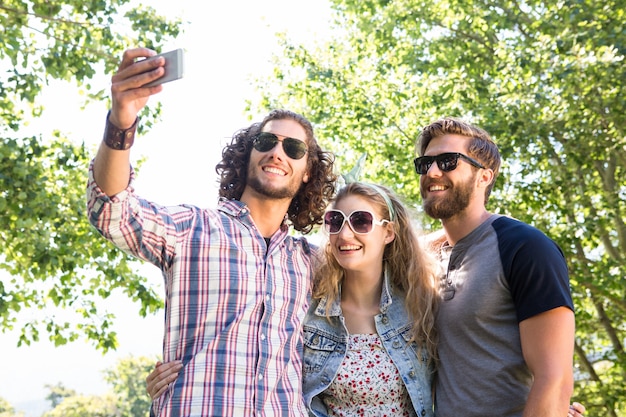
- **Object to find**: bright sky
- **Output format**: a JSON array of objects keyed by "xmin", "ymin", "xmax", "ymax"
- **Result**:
[{"xmin": 0, "ymin": 1, "xmax": 332, "ymax": 415}]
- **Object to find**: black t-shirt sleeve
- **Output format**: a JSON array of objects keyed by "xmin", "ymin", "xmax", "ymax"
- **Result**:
[{"xmin": 493, "ymin": 216, "xmax": 574, "ymax": 322}]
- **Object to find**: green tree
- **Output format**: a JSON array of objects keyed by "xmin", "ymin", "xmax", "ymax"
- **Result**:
[
  {"xmin": 252, "ymin": 0, "xmax": 626, "ymax": 415},
  {"xmin": 42, "ymin": 355, "xmax": 156, "ymax": 417},
  {"xmin": 103, "ymin": 355, "xmax": 156, "ymax": 417},
  {"xmin": 0, "ymin": 1, "xmax": 181, "ymax": 351},
  {"xmin": 44, "ymin": 383, "xmax": 77, "ymax": 408},
  {"xmin": 0, "ymin": 397, "xmax": 24, "ymax": 417},
  {"xmin": 42, "ymin": 395, "xmax": 119, "ymax": 417}
]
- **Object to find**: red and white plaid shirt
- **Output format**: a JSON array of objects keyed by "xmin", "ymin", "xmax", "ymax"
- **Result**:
[{"xmin": 87, "ymin": 164, "xmax": 312, "ymax": 416}]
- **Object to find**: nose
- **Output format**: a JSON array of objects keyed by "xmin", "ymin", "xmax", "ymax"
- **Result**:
[
  {"xmin": 337, "ymin": 220, "xmax": 356, "ymax": 237},
  {"xmin": 425, "ymin": 161, "xmax": 443, "ymax": 177},
  {"xmin": 265, "ymin": 140, "xmax": 287, "ymax": 161}
]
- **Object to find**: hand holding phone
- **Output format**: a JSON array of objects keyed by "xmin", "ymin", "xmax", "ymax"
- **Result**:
[{"xmin": 142, "ymin": 48, "xmax": 184, "ymax": 87}]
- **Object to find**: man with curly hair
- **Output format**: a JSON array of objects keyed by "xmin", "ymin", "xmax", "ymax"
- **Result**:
[{"xmin": 87, "ymin": 47, "xmax": 336, "ymax": 417}]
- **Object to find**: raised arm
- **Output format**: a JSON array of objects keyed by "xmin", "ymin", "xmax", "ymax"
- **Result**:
[{"xmin": 93, "ymin": 47, "xmax": 166, "ymax": 196}]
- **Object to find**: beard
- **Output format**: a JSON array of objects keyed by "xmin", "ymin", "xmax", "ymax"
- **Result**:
[
  {"xmin": 246, "ymin": 167, "xmax": 305, "ymax": 200},
  {"xmin": 421, "ymin": 174, "xmax": 475, "ymax": 220}
]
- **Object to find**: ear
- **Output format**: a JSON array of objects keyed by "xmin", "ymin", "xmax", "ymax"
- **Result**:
[
  {"xmin": 303, "ymin": 171, "xmax": 309, "ymax": 183},
  {"xmin": 477, "ymin": 167, "xmax": 494, "ymax": 189},
  {"xmin": 384, "ymin": 225, "xmax": 396, "ymax": 245}
]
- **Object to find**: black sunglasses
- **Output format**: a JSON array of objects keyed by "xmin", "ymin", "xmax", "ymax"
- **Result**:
[
  {"xmin": 252, "ymin": 132, "xmax": 308, "ymax": 160},
  {"xmin": 413, "ymin": 152, "xmax": 485, "ymax": 175},
  {"xmin": 323, "ymin": 209, "xmax": 389, "ymax": 235}
]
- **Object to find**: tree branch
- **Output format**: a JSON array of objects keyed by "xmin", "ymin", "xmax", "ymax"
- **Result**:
[{"xmin": 0, "ymin": 4, "xmax": 92, "ymax": 27}]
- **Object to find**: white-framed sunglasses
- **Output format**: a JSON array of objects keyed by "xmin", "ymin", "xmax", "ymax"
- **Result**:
[{"xmin": 323, "ymin": 209, "xmax": 390, "ymax": 235}]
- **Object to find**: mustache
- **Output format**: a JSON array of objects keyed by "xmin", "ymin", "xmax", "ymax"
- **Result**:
[{"xmin": 422, "ymin": 179, "xmax": 451, "ymax": 188}]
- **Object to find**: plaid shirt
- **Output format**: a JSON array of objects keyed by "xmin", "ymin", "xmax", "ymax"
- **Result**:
[{"xmin": 87, "ymin": 165, "xmax": 312, "ymax": 416}]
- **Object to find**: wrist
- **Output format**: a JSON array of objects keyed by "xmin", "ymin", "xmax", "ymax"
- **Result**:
[{"xmin": 103, "ymin": 110, "xmax": 138, "ymax": 150}]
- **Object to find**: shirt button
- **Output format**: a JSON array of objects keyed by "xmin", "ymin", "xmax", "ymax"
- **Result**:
[
  {"xmin": 392, "ymin": 340, "xmax": 401, "ymax": 349},
  {"xmin": 260, "ymin": 334, "xmax": 266, "ymax": 341},
  {"xmin": 258, "ymin": 374, "xmax": 263, "ymax": 381},
  {"xmin": 408, "ymin": 370, "xmax": 416, "ymax": 378},
  {"xmin": 381, "ymin": 316, "xmax": 389, "ymax": 324}
]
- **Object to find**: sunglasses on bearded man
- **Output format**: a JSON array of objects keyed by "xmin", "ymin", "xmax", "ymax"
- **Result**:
[
  {"xmin": 252, "ymin": 132, "xmax": 308, "ymax": 160},
  {"xmin": 413, "ymin": 152, "xmax": 485, "ymax": 175}
]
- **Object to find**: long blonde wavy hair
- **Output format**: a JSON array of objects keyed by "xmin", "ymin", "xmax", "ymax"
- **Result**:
[{"xmin": 313, "ymin": 182, "xmax": 439, "ymax": 364}]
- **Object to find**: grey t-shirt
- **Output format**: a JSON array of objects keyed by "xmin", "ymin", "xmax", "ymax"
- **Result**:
[{"xmin": 434, "ymin": 215, "xmax": 573, "ymax": 417}]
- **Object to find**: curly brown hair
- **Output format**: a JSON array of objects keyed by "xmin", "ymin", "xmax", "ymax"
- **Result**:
[{"xmin": 215, "ymin": 109, "xmax": 337, "ymax": 234}]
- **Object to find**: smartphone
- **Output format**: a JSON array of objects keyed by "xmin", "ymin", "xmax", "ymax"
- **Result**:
[{"xmin": 142, "ymin": 48, "xmax": 184, "ymax": 87}]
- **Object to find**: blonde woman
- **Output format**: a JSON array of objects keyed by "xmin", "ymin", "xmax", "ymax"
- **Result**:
[{"xmin": 302, "ymin": 182, "xmax": 438, "ymax": 416}]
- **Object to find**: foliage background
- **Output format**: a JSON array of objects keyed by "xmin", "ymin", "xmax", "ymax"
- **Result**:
[
  {"xmin": 1, "ymin": 0, "xmax": 624, "ymax": 416},
  {"xmin": 1, "ymin": 356, "xmax": 155, "ymax": 417},
  {"xmin": 1, "ymin": 0, "xmax": 181, "ymax": 352}
]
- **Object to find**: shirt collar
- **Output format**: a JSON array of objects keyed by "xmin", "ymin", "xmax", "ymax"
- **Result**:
[
  {"xmin": 218, "ymin": 198, "xmax": 290, "ymax": 230},
  {"xmin": 217, "ymin": 198, "xmax": 250, "ymax": 217}
]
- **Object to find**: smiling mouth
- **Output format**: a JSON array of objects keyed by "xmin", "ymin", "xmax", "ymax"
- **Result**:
[
  {"xmin": 263, "ymin": 166, "xmax": 286, "ymax": 176},
  {"xmin": 339, "ymin": 244, "xmax": 362, "ymax": 251},
  {"xmin": 428, "ymin": 184, "xmax": 448, "ymax": 192}
]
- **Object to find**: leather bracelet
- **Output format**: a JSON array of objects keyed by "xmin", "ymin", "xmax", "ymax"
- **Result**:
[{"xmin": 103, "ymin": 111, "xmax": 138, "ymax": 150}]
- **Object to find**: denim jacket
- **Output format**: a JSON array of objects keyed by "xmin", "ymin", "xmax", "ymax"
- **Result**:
[{"xmin": 302, "ymin": 271, "xmax": 434, "ymax": 417}]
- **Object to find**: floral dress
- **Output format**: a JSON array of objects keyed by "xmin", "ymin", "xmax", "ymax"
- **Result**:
[{"xmin": 320, "ymin": 334, "xmax": 417, "ymax": 417}]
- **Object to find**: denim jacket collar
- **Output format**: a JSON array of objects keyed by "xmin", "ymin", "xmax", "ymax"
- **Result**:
[{"xmin": 313, "ymin": 266, "xmax": 393, "ymax": 317}]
